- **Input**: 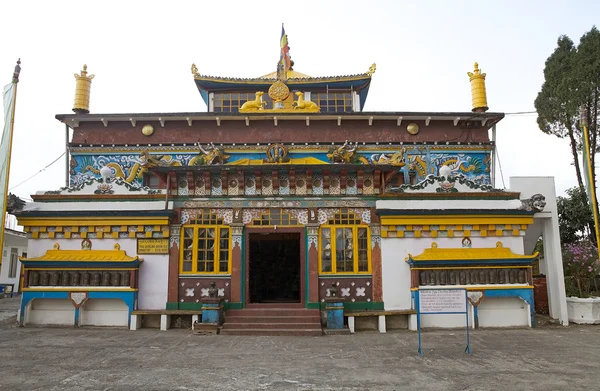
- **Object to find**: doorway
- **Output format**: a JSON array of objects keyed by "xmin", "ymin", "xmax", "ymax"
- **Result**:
[{"xmin": 248, "ymin": 232, "xmax": 301, "ymax": 304}]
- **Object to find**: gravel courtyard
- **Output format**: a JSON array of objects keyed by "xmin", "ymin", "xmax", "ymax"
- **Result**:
[{"xmin": 0, "ymin": 297, "xmax": 598, "ymax": 391}]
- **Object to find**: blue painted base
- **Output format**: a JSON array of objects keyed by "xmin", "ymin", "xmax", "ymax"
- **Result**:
[
  {"xmin": 326, "ymin": 301, "xmax": 345, "ymax": 329},
  {"xmin": 20, "ymin": 290, "xmax": 137, "ymax": 328},
  {"xmin": 201, "ymin": 302, "xmax": 223, "ymax": 324}
]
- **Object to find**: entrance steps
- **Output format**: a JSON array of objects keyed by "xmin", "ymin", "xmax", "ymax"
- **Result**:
[{"xmin": 220, "ymin": 307, "xmax": 323, "ymax": 336}]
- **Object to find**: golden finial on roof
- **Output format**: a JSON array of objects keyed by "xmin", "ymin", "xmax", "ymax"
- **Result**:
[
  {"xmin": 191, "ymin": 63, "xmax": 199, "ymax": 77},
  {"xmin": 366, "ymin": 63, "xmax": 376, "ymax": 77},
  {"xmin": 467, "ymin": 62, "xmax": 488, "ymax": 113},
  {"xmin": 73, "ymin": 64, "xmax": 95, "ymax": 114}
]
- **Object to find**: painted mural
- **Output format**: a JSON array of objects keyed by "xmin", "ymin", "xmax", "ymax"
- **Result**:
[{"xmin": 69, "ymin": 147, "xmax": 491, "ymax": 186}]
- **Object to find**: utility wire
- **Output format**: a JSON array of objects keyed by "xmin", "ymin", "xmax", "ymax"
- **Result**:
[
  {"xmin": 9, "ymin": 152, "xmax": 66, "ymax": 191},
  {"xmin": 504, "ymin": 111, "xmax": 537, "ymax": 115},
  {"xmin": 495, "ymin": 146, "xmax": 507, "ymax": 189}
]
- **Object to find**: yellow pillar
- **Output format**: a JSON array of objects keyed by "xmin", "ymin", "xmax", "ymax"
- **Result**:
[
  {"xmin": 467, "ymin": 62, "xmax": 488, "ymax": 113},
  {"xmin": 73, "ymin": 65, "xmax": 94, "ymax": 114}
]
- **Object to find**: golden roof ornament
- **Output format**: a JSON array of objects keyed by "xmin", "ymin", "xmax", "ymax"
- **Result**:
[
  {"xmin": 467, "ymin": 62, "xmax": 488, "ymax": 112},
  {"xmin": 73, "ymin": 64, "xmax": 94, "ymax": 114},
  {"xmin": 366, "ymin": 63, "xmax": 376, "ymax": 77}
]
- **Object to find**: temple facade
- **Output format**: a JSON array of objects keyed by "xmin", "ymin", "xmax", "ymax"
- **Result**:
[{"xmin": 13, "ymin": 37, "xmax": 567, "ymax": 332}]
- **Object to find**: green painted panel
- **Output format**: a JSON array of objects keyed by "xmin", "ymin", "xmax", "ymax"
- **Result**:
[
  {"xmin": 224, "ymin": 302, "xmax": 243, "ymax": 310},
  {"xmin": 179, "ymin": 302, "xmax": 202, "ymax": 310},
  {"xmin": 166, "ymin": 302, "xmax": 179, "ymax": 310}
]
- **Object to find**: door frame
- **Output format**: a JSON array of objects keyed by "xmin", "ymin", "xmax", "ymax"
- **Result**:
[{"xmin": 244, "ymin": 227, "xmax": 306, "ymax": 307}]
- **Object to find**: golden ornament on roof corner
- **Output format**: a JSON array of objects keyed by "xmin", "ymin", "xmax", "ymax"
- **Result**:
[
  {"xmin": 467, "ymin": 62, "xmax": 488, "ymax": 113},
  {"xmin": 366, "ymin": 63, "xmax": 376, "ymax": 76},
  {"xmin": 73, "ymin": 64, "xmax": 94, "ymax": 114}
]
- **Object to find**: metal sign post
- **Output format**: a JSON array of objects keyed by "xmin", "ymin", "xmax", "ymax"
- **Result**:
[{"xmin": 416, "ymin": 288, "xmax": 472, "ymax": 356}]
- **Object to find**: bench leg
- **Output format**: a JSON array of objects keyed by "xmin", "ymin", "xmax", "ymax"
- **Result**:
[
  {"xmin": 130, "ymin": 314, "xmax": 141, "ymax": 331},
  {"xmin": 191, "ymin": 314, "xmax": 199, "ymax": 327},
  {"xmin": 348, "ymin": 316, "xmax": 355, "ymax": 333},
  {"xmin": 408, "ymin": 314, "xmax": 418, "ymax": 331},
  {"xmin": 378, "ymin": 315, "xmax": 386, "ymax": 333},
  {"xmin": 160, "ymin": 314, "xmax": 171, "ymax": 331}
]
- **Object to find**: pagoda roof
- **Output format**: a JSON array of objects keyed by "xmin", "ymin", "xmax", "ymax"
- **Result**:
[
  {"xmin": 19, "ymin": 243, "xmax": 141, "ymax": 268},
  {"xmin": 406, "ymin": 242, "xmax": 538, "ymax": 267},
  {"xmin": 192, "ymin": 67, "xmax": 374, "ymax": 111}
]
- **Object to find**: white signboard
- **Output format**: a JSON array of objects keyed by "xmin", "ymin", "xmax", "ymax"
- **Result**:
[{"xmin": 419, "ymin": 289, "xmax": 467, "ymax": 314}]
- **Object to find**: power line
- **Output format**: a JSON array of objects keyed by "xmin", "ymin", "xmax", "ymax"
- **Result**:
[
  {"xmin": 495, "ymin": 146, "xmax": 507, "ymax": 189},
  {"xmin": 504, "ymin": 111, "xmax": 537, "ymax": 115},
  {"xmin": 9, "ymin": 152, "xmax": 66, "ymax": 191}
]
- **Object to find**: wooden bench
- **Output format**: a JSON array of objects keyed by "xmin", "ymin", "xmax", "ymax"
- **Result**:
[
  {"xmin": 130, "ymin": 309, "xmax": 202, "ymax": 331},
  {"xmin": 345, "ymin": 310, "xmax": 417, "ymax": 333}
]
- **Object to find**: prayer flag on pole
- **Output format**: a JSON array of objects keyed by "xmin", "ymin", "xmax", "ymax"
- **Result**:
[
  {"xmin": 580, "ymin": 105, "xmax": 600, "ymax": 246},
  {"xmin": 0, "ymin": 60, "xmax": 20, "ymax": 252},
  {"xmin": 280, "ymin": 24, "xmax": 291, "ymax": 75}
]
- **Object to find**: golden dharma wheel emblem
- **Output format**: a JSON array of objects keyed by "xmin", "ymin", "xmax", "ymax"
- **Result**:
[
  {"xmin": 142, "ymin": 124, "xmax": 154, "ymax": 137},
  {"xmin": 268, "ymin": 80, "xmax": 290, "ymax": 102},
  {"xmin": 407, "ymin": 123, "xmax": 419, "ymax": 135}
]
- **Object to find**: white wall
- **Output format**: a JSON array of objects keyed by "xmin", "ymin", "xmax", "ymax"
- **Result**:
[
  {"xmin": 80, "ymin": 298, "xmax": 129, "ymax": 326},
  {"xmin": 27, "ymin": 239, "xmax": 168, "ymax": 309},
  {"xmin": 26, "ymin": 298, "xmax": 74, "ymax": 326},
  {"xmin": 478, "ymin": 297, "xmax": 529, "ymax": 327},
  {"xmin": 381, "ymin": 236, "xmax": 525, "ymax": 311},
  {"xmin": 138, "ymin": 254, "xmax": 168, "ymax": 309},
  {"xmin": 1, "ymin": 231, "xmax": 27, "ymax": 292},
  {"xmin": 509, "ymin": 176, "xmax": 568, "ymax": 326}
]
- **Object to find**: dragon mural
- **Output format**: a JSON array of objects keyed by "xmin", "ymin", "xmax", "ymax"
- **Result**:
[{"xmin": 70, "ymin": 149, "xmax": 492, "ymax": 186}]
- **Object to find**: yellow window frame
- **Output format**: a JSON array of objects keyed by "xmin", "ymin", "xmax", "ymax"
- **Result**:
[
  {"xmin": 318, "ymin": 225, "xmax": 371, "ymax": 275},
  {"xmin": 179, "ymin": 225, "xmax": 232, "ymax": 275}
]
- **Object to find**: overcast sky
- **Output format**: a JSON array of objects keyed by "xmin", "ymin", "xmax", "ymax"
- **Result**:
[{"xmin": 1, "ymin": 0, "xmax": 599, "ymax": 203}]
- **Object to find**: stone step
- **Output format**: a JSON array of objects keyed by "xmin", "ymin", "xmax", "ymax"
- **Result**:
[
  {"xmin": 222, "ymin": 322, "xmax": 320, "ymax": 330},
  {"xmin": 226, "ymin": 308, "xmax": 320, "ymax": 317},
  {"xmin": 219, "ymin": 328, "xmax": 323, "ymax": 336},
  {"xmin": 225, "ymin": 315, "xmax": 320, "ymax": 323}
]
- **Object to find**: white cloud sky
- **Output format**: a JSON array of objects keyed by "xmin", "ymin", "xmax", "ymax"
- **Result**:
[{"xmin": 1, "ymin": 0, "xmax": 598, "ymax": 201}]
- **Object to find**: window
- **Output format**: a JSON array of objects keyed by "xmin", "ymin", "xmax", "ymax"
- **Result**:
[
  {"xmin": 319, "ymin": 209, "xmax": 370, "ymax": 274},
  {"xmin": 213, "ymin": 92, "xmax": 273, "ymax": 113},
  {"xmin": 311, "ymin": 92, "xmax": 353, "ymax": 113},
  {"xmin": 180, "ymin": 210, "xmax": 231, "ymax": 274},
  {"xmin": 251, "ymin": 209, "xmax": 299, "ymax": 226},
  {"xmin": 8, "ymin": 248, "xmax": 18, "ymax": 278}
]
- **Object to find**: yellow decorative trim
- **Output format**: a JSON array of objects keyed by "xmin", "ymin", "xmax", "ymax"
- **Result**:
[
  {"xmin": 407, "ymin": 242, "xmax": 538, "ymax": 262},
  {"xmin": 412, "ymin": 266, "xmax": 532, "ymax": 270},
  {"xmin": 20, "ymin": 245, "xmax": 139, "ymax": 262},
  {"xmin": 22, "ymin": 287, "xmax": 138, "ymax": 292},
  {"xmin": 381, "ymin": 215, "xmax": 533, "ymax": 226},
  {"xmin": 25, "ymin": 267, "xmax": 136, "ymax": 271}
]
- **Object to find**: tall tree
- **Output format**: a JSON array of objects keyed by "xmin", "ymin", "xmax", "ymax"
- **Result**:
[
  {"xmin": 535, "ymin": 36, "xmax": 584, "ymax": 191},
  {"xmin": 535, "ymin": 27, "xmax": 600, "ymax": 243}
]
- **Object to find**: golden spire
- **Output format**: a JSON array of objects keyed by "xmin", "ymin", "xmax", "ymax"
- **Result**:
[
  {"xmin": 467, "ymin": 62, "xmax": 488, "ymax": 113},
  {"xmin": 73, "ymin": 64, "xmax": 94, "ymax": 114}
]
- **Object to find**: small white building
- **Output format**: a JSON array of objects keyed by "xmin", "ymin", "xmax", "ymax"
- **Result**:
[{"xmin": 1, "ymin": 227, "xmax": 27, "ymax": 294}]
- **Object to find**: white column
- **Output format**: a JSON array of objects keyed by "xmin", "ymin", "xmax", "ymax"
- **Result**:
[
  {"xmin": 348, "ymin": 316, "xmax": 355, "ymax": 333},
  {"xmin": 378, "ymin": 315, "xmax": 386, "ymax": 333},
  {"xmin": 542, "ymin": 217, "xmax": 569, "ymax": 325},
  {"xmin": 160, "ymin": 314, "xmax": 171, "ymax": 331}
]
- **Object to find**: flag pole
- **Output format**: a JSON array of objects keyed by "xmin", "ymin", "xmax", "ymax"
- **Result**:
[
  {"xmin": 581, "ymin": 105, "xmax": 600, "ymax": 253},
  {"xmin": 0, "ymin": 59, "xmax": 21, "ymax": 252}
]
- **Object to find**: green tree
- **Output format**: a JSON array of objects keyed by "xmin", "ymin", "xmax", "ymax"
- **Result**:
[
  {"xmin": 535, "ymin": 27, "xmax": 600, "ymax": 243},
  {"xmin": 535, "ymin": 36, "xmax": 583, "ymax": 190},
  {"xmin": 557, "ymin": 186, "xmax": 594, "ymax": 245}
]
